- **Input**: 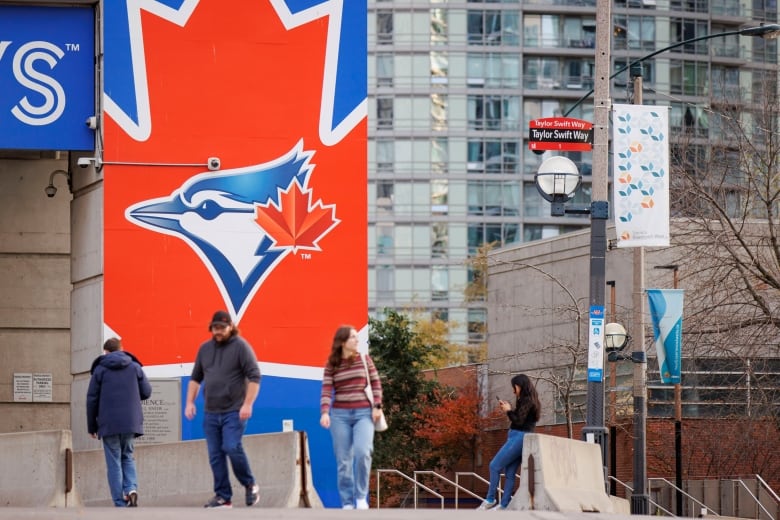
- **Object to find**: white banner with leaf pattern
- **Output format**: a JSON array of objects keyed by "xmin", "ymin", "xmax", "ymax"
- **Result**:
[{"xmin": 612, "ymin": 104, "xmax": 670, "ymax": 247}]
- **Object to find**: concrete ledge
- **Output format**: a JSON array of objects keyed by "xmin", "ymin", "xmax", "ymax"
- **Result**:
[
  {"xmin": 73, "ymin": 431, "xmax": 322, "ymax": 508},
  {"xmin": 0, "ymin": 430, "xmax": 80, "ymax": 507},
  {"xmin": 510, "ymin": 433, "xmax": 629, "ymax": 513}
]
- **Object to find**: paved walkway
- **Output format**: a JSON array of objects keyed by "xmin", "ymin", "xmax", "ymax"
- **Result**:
[{"xmin": 0, "ymin": 508, "xmax": 647, "ymax": 520}]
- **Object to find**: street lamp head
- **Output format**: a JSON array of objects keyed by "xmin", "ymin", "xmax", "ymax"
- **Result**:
[
  {"xmin": 534, "ymin": 156, "xmax": 581, "ymax": 217},
  {"xmin": 605, "ymin": 322, "xmax": 630, "ymax": 352},
  {"xmin": 740, "ymin": 23, "xmax": 780, "ymax": 38}
]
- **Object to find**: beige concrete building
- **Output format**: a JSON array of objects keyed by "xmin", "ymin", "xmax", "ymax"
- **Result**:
[{"xmin": 0, "ymin": 151, "xmax": 103, "ymax": 451}]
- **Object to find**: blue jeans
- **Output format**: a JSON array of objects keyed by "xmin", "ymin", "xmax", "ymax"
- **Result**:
[
  {"xmin": 102, "ymin": 433, "xmax": 138, "ymax": 507},
  {"xmin": 487, "ymin": 429, "xmax": 525, "ymax": 508},
  {"xmin": 203, "ymin": 411, "xmax": 256, "ymax": 501},
  {"xmin": 329, "ymin": 407, "xmax": 374, "ymax": 507}
]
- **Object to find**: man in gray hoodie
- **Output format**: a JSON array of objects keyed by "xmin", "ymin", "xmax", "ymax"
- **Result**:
[{"xmin": 184, "ymin": 310, "xmax": 261, "ymax": 509}]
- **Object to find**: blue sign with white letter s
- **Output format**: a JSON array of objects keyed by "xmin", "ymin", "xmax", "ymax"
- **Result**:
[{"xmin": 0, "ymin": 6, "xmax": 95, "ymax": 150}]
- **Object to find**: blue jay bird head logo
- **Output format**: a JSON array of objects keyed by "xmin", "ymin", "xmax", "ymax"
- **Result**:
[{"xmin": 125, "ymin": 140, "xmax": 339, "ymax": 323}]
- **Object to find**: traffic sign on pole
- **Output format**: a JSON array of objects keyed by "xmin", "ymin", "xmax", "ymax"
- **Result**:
[{"xmin": 529, "ymin": 117, "xmax": 593, "ymax": 151}]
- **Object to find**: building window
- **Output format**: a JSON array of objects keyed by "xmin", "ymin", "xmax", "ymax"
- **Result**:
[
  {"xmin": 670, "ymin": 17, "xmax": 709, "ymax": 54},
  {"xmin": 467, "ymin": 308, "xmax": 487, "ymax": 343},
  {"xmin": 431, "ymin": 266, "xmax": 449, "ymax": 301},
  {"xmin": 648, "ymin": 357, "xmax": 780, "ymax": 418},
  {"xmin": 431, "ymin": 93, "xmax": 448, "ymax": 131},
  {"xmin": 523, "ymin": 224, "xmax": 583, "ymax": 242},
  {"xmin": 614, "ymin": 15, "xmax": 656, "ymax": 51},
  {"xmin": 523, "ymin": 14, "xmax": 559, "ymax": 48},
  {"xmin": 376, "ymin": 265, "xmax": 394, "ymax": 301},
  {"xmin": 711, "ymin": 66, "xmax": 741, "ymax": 99},
  {"xmin": 467, "ymin": 94, "xmax": 519, "ymax": 131},
  {"xmin": 468, "ymin": 223, "xmax": 519, "ymax": 254},
  {"xmin": 376, "ymin": 180, "xmax": 393, "ymax": 214},
  {"xmin": 467, "ymin": 52, "xmax": 519, "ymax": 88},
  {"xmin": 431, "ymin": 137, "xmax": 448, "ymax": 175},
  {"xmin": 377, "ymin": 10, "xmax": 393, "ymax": 44},
  {"xmin": 377, "ymin": 97, "xmax": 394, "ymax": 128},
  {"xmin": 669, "ymin": 60, "xmax": 708, "ymax": 96},
  {"xmin": 710, "ymin": 25, "xmax": 741, "ymax": 58},
  {"xmin": 376, "ymin": 139, "xmax": 394, "ymax": 172},
  {"xmin": 376, "ymin": 224, "xmax": 393, "ymax": 256},
  {"xmin": 467, "ymin": 9, "xmax": 519, "ymax": 46},
  {"xmin": 431, "ymin": 8, "xmax": 448, "ymax": 45},
  {"xmin": 431, "ymin": 222, "xmax": 448, "ymax": 258},
  {"xmin": 670, "ymin": 102, "xmax": 708, "ymax": 138},
  {"xmin": 376, "ymin": 53, "xmax": 394, "ymax": 86},
  {"xmin": 467, "ymin": 180, "xmax": 520, "ymax": 216},
  {"xmin": 467, "ymin": 139, "xmax": 518, "ymax": 173},
  {"xmin": 431, "ymin": 51, "xmax": 448, "ymax": 85},
  {"xmin": 432, "ymin": 308, "xmax": 448, "ymax": 322},
  {"xmin": 431, "ymin": 180, "xmax": 448, "ymax": 216}
]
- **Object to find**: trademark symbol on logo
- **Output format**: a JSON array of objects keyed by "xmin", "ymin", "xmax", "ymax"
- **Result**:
[{"xmin": 301, "ymin": 253, "xmax": 312, "ymax": 260}]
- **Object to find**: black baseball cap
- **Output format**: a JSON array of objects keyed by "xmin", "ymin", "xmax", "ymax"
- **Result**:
[{"xmin": 210, "ymin": 310, "xmax": 232, "ymax": 327}]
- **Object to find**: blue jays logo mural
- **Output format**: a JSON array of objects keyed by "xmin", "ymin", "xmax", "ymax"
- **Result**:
[
  {"xmin": 124, "ymin": 141, "xmax": 339, "ymax": 322},
  {"xmin": 103, "ymin": 0, "xmax": 367, "ymax": 507}
]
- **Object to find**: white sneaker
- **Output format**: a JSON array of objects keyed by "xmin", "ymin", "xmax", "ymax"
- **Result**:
[
  {"xmin": 356, "ymin": 498, "xmax": 369, "ymax": 510},
  {"xmin": 476, "ymin": 499, "xmax": 497, "ymax": 510},
  {"xmin": 342, "ymin": 504, "xmax": 355, "ymax": 510}
]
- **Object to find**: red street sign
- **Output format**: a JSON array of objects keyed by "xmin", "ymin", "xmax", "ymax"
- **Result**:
[{"xmin": 529, "ymin": 117, "xmax": 593, "ymax": 151}]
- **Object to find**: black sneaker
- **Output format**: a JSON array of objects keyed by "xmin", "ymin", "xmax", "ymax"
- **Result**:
[
  {"xmin": 204, "ymin": 495, "xmax": 232, "ymax": 508},
  {"xmin": 127, "ymin": 490, "xmax": 138, "ymax": 507},
  {"xmin": 245, "ymin": 483, "xmax": 259, "ymax": 506}
]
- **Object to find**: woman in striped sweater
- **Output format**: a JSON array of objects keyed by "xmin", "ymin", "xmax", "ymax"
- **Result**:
[{"xmin": 320, "ymin": 325, "xmax": 383, "ymax": 509}]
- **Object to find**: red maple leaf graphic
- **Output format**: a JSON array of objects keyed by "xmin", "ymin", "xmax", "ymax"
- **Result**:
[{"xmin": 254, "ymin": 183, "xmax": 339, "ymax": 252}]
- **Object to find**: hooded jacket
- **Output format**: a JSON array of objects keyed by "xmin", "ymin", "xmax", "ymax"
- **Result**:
[{"xmin": 86, "ymin": 351, "xmax": 152, "ymax": 438}]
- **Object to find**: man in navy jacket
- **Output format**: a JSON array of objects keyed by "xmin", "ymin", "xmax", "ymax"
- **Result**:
[{"xmin": 87, "ymin": 337, "xmax": 152, "ymax": 507}]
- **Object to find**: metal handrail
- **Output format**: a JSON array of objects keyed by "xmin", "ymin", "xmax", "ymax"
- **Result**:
[
  {"xmin": 376, "ymin": 469, "xmax": 444, "ymax": 510},
  {"xmin": 414, "ymin": 470, "xmax": 483, "ymax": 509},
  {"xmin": 456, "ymin": 472, "xmax": 493, "ymax": 507},
  {"xmin": 649, "ymin": 477, "xmax": 721, "ymax": 516},
  {"xmin": 756, "ymin": 474, "xmax": 780, "ymax": 505},
  {"xmin": 455, "ymin": 471, "xmax": 517, "ymax": 505},
  {"xmin": 608, "ymin": 476, "xmax": 674, "ymax": 516},
  {"xmin": 729, "ymin": 479, "xmax": 774, "ymax": 520}
]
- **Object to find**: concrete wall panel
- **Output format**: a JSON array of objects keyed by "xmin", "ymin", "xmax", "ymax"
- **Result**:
[
  {"xmin": 0, "ymin": 404, "xmax": 71, "ymax": 433},
  {"xmin": 0, "ymin": 429, "xmax": 80, "ymax": 506},
  {"xmin": 74, "ymin": 431, "xmax": 322, "ymax": 508},
  {"xmin": 0, "ymin": 330, "xmax": 71, "ymax": 402},
  {"xmin": 0, "ymin": 256, "xmax": 71, "ymax": 328},
  {"xmin": 70, "ymin": 183, "xmax": 102, "ymax": 284},
  {"xmin": 0, "ymin": 160, "xmax": 70, "ymax": 254}
]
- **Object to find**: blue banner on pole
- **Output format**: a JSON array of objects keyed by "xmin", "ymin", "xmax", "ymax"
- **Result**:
[
  {"xmin": 647, "ymin": 289, "xmax": 684, "ymax": 384},
  {"xmin": 587, "ymin": 305, "xmax": 605, "ymax": 382}
]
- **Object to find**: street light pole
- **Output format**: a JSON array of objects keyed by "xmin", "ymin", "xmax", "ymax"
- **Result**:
[
  {"xmin": 630, "ymin": 69, "xmax": 650, "ymax": 515},
  {"xmin": 562, "ymin": 20, "xmax": 779, "ymax": 507},
  {"xmin": 580, "ymin": 0, "xmax": 611, "ymax": 474}
]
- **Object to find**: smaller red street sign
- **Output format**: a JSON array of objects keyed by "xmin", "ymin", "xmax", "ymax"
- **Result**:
[{"xmin": 529, "ymin": 117, "xmax": 593, "ymax": 151}]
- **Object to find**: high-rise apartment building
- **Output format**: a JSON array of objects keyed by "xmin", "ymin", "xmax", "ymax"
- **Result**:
[{"xmin": 366, "ymin": 0, "xmax": 778, "ymax": 347}]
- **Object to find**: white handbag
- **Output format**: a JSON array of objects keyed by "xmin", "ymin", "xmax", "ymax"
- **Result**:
[{"xmin": 360, "ymin": 353, "xmax": 388, "ymax": 432}]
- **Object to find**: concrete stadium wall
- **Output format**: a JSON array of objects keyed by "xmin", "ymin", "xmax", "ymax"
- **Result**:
[
  {"xmin": 73, "ymin": 430, "xmax": 322, "ymax": 508},
  {"xmin": 510, "ymin": 433, "xmax": 629, "ymax": 514},
  {"xmin": 0, "ymin": 157, "xmax": 73, "ymax": 434},
  {"xmin": 0, "ymin": 429, "xmax": 80, "ymax": 507}
]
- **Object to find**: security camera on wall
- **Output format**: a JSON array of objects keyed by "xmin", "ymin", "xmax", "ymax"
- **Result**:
[{"xmin": 77, "ymin": 157, "xmax": 94, "ymax": 169}]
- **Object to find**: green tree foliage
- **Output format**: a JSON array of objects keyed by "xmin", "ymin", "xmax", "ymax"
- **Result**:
[{"xmin": 369, "ymin": 309, "xmax": 447, "ymax": 473}]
